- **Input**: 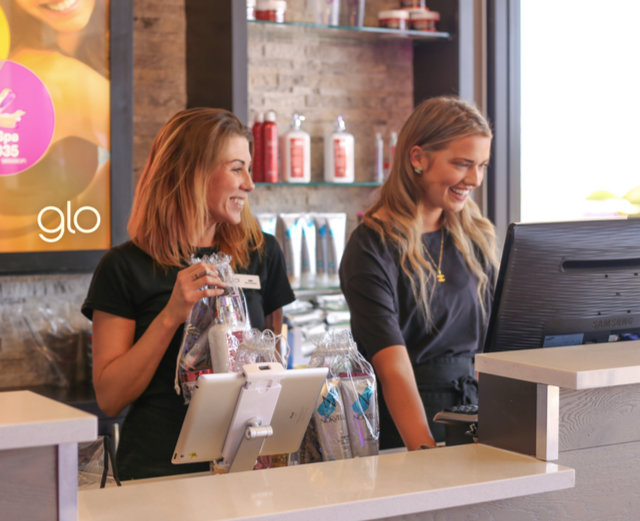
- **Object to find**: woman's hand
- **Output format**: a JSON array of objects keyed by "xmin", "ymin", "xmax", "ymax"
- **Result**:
[
  {"xmin": 93, "ymin": 262, "xmax": 226, "ymax": 416},
  {"xmin": 159, "ymin": 262, "xmax": 227, "ymax": 329}
]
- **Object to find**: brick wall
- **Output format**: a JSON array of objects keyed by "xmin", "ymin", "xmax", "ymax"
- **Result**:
[{"xmin": 0, "ymin": 0, "xmax": 419, "ymax": 388}]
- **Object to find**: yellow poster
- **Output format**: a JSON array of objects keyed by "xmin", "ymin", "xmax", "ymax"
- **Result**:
[{"xmin": 0, "ymin": 0, "xmax": 110, "ymax": 253}]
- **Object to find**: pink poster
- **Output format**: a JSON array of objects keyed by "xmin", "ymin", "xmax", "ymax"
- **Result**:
[
  {"xmin": 0, "ymin": 61, "xmax": 55, "ymax": 175},
  {"xmin": 0, "ymin": 0, "xmax": 111, "ymax": 253}
]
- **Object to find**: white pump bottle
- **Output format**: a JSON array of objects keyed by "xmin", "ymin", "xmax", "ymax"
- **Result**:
[
  {"xmin": 281, "ymin": 113, "xmax": 311, "ymax": 183},
  {"xmin": 324, "ymin": 115, "xmax": 354, "ymax": 183}
]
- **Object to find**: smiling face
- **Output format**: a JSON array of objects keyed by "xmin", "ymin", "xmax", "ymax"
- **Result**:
[
  {"xmin": 16, "ymin": 0, "xmax": 96, "ymax": 33},
  {"xmin": 411, "ymin": 134, "xmax": 491, "ymax": 227},
  {"xmin": 206, "ymin": 135, "xmax": 254, "ymax": 227}
]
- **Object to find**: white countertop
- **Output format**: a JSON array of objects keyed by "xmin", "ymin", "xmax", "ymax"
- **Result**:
[
  {"xmin": 0, "ymin": 390, "xmax": 97, "ymax": 450},
  {"xmin": 78, "ymin": 443, "xmax": 573, "ymax": 521},
  {"xmin": 476, "ymin": 340, "xmax": 640, "ymax": 389}
]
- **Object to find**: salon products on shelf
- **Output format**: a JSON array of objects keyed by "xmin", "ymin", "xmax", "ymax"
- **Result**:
[
  {"xmin": 263, "ymin": 110, "xmax": 279, "ymax": 183},
  {"xmin": 378, "ymin": 2, "xmax": 440, "ymax": 32},
  {"xmin": 375, "ymin": 132, "xmax": 384, "ymax": 183},
  {"xmin": 256, "ymin": 212, "xmax": 347, "ymax": 290},
  {"xmin": 324, "ymin": 115, "xmax": 354, "ymax": 183},
  {"xmin": 255, "ymin": 0, "xmax": 287, "ymax": 23},
  {"xmin": 251, "ymin": 112, "xmax": 264, "ymax": 182},
  {"xmin": 281, "ymin": 113, "xmax": 311, "ymax": 183}
]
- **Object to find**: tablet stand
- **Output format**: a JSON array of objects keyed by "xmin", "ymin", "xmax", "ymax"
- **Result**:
[{"xmin": 216, "ymin": 363, "xmax": 286, "ymax": 473}]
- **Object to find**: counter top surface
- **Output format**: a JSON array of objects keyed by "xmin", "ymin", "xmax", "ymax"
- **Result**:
[
  {"xmin": 0, "ymin": 390, "xmax": 97, "ymax": 450},
  {"xmin": 78, "ymin": 443, "xmax": 574, "ymax": 521},
  {"xmin": 476, "ymin": 340, "xmax": 640, "ymax": 389}
]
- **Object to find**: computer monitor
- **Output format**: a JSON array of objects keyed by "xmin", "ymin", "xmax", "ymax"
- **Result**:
[{"xmin": 483, "ymin": 218, "xmax": 640, "ymax": 352}]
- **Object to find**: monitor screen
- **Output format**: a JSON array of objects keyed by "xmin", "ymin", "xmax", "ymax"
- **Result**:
[{"xmin": 484, "ymin": 219, "xmax": 640, "ymax": 352}]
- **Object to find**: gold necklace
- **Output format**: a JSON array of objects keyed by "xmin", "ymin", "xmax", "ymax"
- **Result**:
[{"xmin": 425, "ymin": 228, "xmax": 446, "ymax": 283}]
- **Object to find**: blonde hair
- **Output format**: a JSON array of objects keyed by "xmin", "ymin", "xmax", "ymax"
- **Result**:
[
  {"xmin": 364, "ymin": 96, "xmax": 498, "ymax": 327},
  {"xmin": 128, "ymin": 108, "xmax": 264, "ymax": 270}
]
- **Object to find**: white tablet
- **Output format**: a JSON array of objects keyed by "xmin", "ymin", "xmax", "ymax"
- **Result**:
[{"xmin": 172, "ymin": 365, "xmax": 328, "ymax": 466}]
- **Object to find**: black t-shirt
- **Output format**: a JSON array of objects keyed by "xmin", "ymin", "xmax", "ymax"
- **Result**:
[
  {"xmin": 340, "ymin": 223, "xmax": 492, "ymax": 365},
  {"xmin": 81, "ymin": 233, "xmax": 294, "ymax": 479},
  {"xmin": 340, "ymin": 223, "xmax": 493, "ymax": 446}
]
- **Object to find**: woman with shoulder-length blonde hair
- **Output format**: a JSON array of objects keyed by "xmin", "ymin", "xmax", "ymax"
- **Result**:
[
  {"xmin": 340, "ymin": 96, "xmax": 498, "ymax": 450},
  {"xmin": 82, "ymin": 108, "xmax": 294, "ymax": 480}
]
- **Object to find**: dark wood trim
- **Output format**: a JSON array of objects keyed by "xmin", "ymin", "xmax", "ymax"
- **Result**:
[
  {"xmin": 413, "ymin": 0, "xmax": 475, "ymax": 104},
  {"xmin": 185, "ymin": 0, "xmax": 248, "ymax": 123},
  {"xmin": 110, "ymin": 0, "xmax": 134, "ymax": 248}
]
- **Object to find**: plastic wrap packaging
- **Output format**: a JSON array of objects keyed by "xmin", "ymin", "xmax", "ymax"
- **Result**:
[
  {"xmin": 174, "ymin": 253, "xmax": 250, "ymax": 403},
  {"xmin": 232, "ymin": 328, "xmax": 288, "ymax": 371},
  {"xmin": 308, "ymin": 330, "xmax": 379, "ymax": 460},
  {"xmin": 0, "ymin": 301, "xmax": 91, "ymax": 389},
  {"xmin": 314, "ymin": 377, "xmax": 353, "ymax": 460}
]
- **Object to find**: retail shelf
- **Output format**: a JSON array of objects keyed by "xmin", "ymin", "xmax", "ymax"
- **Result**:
[
  {"xmin": 248, "ymin": 19, "xmax": 450, "ymax": 42},
  {"xmin": 254, "ymin": 181, "xmax": 381, "ymax": 187},
  {"xmin": 293, "ymin": 287, "xmax": 342, "ymax": 298}
]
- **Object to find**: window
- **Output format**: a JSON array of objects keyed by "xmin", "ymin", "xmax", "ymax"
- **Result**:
[{"xmin": 520, "ymin": 0, "xmax": 640, "ymax": 222}]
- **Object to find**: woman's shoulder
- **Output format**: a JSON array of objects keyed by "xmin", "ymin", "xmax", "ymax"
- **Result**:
[
  {"xmin": 261, "ymin": 231, "xmax": 280, "ymax": 251},
  {"xmin": 96, "ymin": 241, "xmax": 152, "ymax": 273},
  {"xmin": 348, "ymin": 221, "xmax": 392, "ymax": 253}
]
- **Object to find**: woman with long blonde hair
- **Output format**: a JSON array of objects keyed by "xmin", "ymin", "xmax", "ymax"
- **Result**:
[
  {"xmin": 82, "ymin": 108, "xmax": 294, "ymax": 479},
  {"xmin": 340, "ymin": 96, "xmax": 498, "ymax": 449}
]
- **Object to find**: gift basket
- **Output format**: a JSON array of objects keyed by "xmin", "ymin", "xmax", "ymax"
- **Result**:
[
  {"xmin": 174, "ymin": 253, "xmax": 250, "ymax": 403},
  {"xmin": 307, "ymin": 330, "xmax": 379, "ymax": 460}
]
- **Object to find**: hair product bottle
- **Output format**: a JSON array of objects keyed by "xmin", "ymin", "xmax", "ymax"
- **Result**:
[
  {"xmin": 324, "ymin": 115, "xmax": 354, "ymax": 183},
  {"xmin": 375, "ymin": 132, "xmax": 384, "ymax": 183},
  {"xmin": 281, "ymin": 113, "xmax": 311, "ymax": 183},
  {"xmin": 251, "ymin": 112, "xmax": 264, "ymax": 182},
  {"xmin": 388, "ymin": 130, "xmax": 398, "ymax": 174},
  {"xmin": 263, "ymin": 110, "xmax": 279, "ymax": 183}
]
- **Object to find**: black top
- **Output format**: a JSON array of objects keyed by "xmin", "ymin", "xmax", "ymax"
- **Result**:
[
  {"xmin": 340, "ymin": 223, "xmax": 493, "ymax": 446},
  {"xmin": 81, "ymin": 233, "xmax": 294, "ymax": 479},
  {"xmin": 340, "ymin": 223, "xmax": 492, "ymax": 364}
]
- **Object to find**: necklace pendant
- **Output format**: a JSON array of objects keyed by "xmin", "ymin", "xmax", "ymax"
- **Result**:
[{"xmin": 437, "ymin": 271, "xmax": 446, "ymax": 283}]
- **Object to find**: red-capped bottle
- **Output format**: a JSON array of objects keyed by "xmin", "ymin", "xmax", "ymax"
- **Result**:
[
  {"xmin": 251, "ymin": 112, "xmax": 264, "ymax": 182},
  {"xmin": 263, "ymin": 110, "xmax": 279, "ymax": 183}
]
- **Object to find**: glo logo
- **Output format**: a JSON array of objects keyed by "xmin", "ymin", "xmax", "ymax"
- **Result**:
[{"xmin": 37, "ymin": 201, "xmax": 101, "ymax": 243}]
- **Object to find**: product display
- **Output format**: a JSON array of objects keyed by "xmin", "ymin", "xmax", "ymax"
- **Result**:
[
  {"xmin": 255, "ymin": 0, "xmax": 287, "ymax": 23},
  {"xmin": 247, "ymin": 0, "xmax": 256, "ymax": 20},
  {"xmin": 256, "ymin": 212, "xmax": 278, "ymax": 236},
  {"xmin": 263, "ymin": 110, "xmax": 279, "ymax": 183},
  {"xmin": 378, "ymin": 9, "xmax": 409, "ymax": 30},
  {"xmin": 233, "ymin": 328, "xmax": 287, "ymax": 371},
  {"xmin": 251, "ymin": 112, "xmax": 264, "ymax": 182},
  {"xmin": 400, "ymin": 0, "xmax": 425, "ymax": 7},
  {"xmin": 174, "ymin": 253, "xmax": 250, "ymax": 403},
  {"xmin": 389, "ymin": 130, "xmax": 398, "ymax": 170},
  {"xmin": 308, "ymin": 330, "xmax": 379, "ymax": 460},
  {"xmin": 300, "ymin": 214, "xmax": 317, "ymax": 288},
  {"xmin": 281, "ymin": 113, "xmax": 311, "ymax": 183},
  {"xmin": 344, "ymin": 0, "xmax": 366, "ymax": 27},
  {"xmin": 408, "ymin": 9, "xmax": 440, "ymax": 32},
  {"xmin": 324, "ymin": 115, "xmax": 355, "ymax": 183},
  {"xmin": 324, "ymin": 213, "xmax": 347, "ymax": 288},
  {"xmin": 375, "ymin": 132, "xmax": 384, "ymax": 183},
  {"xmin": 314, "ymin": 0, "xmax": 340, "ymax": 26},
  {"xmin": 279, "ymin": 213, "xmax": 304, "ymax": 289}
]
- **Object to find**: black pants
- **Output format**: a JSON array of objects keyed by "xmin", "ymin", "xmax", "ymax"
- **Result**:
[{"xmin": 378, "ymin": 356, "xmax": 477, "ymax": 449}]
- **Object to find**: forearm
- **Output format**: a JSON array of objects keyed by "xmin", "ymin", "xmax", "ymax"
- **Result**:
[
  {"xmin": 381, "ymin": 373, "xmax": 436, "ymax": 450},
  {"xmin": 92, "ymin": 309, "xmax": 182, "ymax": 417},
  {"xmin": 373, "ymin": 345, "xmax": 436, "ymax": 450}
]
